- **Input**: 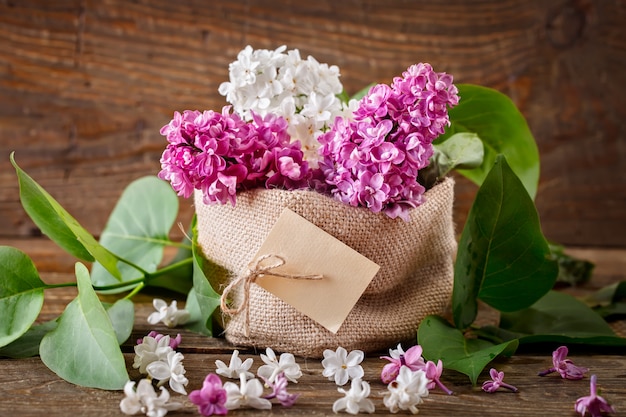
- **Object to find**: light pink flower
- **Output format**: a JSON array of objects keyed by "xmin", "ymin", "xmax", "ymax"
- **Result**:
[
  {"xmin": 380, "ymin": 344, "xmax": 425, "ymax": 384},
  {"xmin": 575, "ymin": 375, "xmax": 615, "ymax": 417},
  {"xmin": 482, "ymin": 368, "xmax": 518, "ymax": 393},
  {"xmin": 262, "ymin": 372, "xmax": 300, "ymax": 407},
  {"xmin": 538, "ymin": 346, "xmax": 588, "ymax": 380}
]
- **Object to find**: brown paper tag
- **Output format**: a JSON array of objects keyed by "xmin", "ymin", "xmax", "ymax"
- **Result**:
[{"xmin": 253, "ymin": 208, "xmax": 380, "ymax": 334}]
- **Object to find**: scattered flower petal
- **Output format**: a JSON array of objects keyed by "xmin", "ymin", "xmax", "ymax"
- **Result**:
[
  {"xmin": 380, "ymin": 344, "xmax": 425, "ymax": 383},
  {"xmin": 133, "ymin": 333, "xmax": 174, "ymax": 374},
  {"xmin": 120, "ymin": 379, "xmax": 182, "ymax": 417},
  {"xmin": 322, "ymin": 347, "xmax": 365, "ymax": 386},
  {"xmin": 575, "ymin": 374, "xmax": 615, "ymax": 417},
  {"xmin": 257, "ymin": 347, "xmax": 302, "ymax": 383},
  {"xmin": 189, "ymin": 373, "xmax": 228, "ymax": 416},
  {"xmin": 147, "ymin": 299, "xmax": 190, "ymax": 328},
  {"xmin": 263, "ymin": 372, "xmax": 300, "ymax": 407},
  {"xmin": 482, "ymin": 368, "xmax": 518, "ymax": 393},
  {"xmin": 224, "ymin": 373, "xmax": 272, "ymax": 410},
  {"xmin": 137, "ymin": 331, "xmax": 182, "ymax": 350},
  {"xmin": 147, "ymin": 350, "xmax": 189, "ymax": 395},
  {"xmin": 215, "ymin": 349, "xmax": 255, "ymax": 380},
  {"xmin": 424, "ymin": 360, "xmax": 454, "ymax": 395},
  {"xmin": 384, "ymin": 367, "xmax": 429, "ymax": 414},
  {"xmin": 538, "ymin": 346, "xmax": 588, "ymax": 380},
  {"xmin": 332, "ymin": 377, "xmax": 375, "ymax": 415}
]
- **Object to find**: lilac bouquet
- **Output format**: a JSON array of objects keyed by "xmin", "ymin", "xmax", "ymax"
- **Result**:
[{"xmin": 158, "ymin": 45, "xmax": 459, "ymax": 220}]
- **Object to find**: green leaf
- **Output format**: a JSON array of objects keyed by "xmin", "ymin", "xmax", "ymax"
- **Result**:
[
  {"xmin": 10, "ymin": 153, "xmax": 121, "ymax": 278},
  {"xmin": 0, "ymin": 246, "xmax": 46, "ymax": 347},
  {"xmin": 188, "ymin": 233, "xmax": 222, "ymax": 336},
  {"xmin": 147, "ymin": 227, "xmax": 194, "ymax": 295},
  {"xmin": 183, "ymin": 288, "xmax": 212, "ymax": 336},
  {"xmin": 494, "ymin": 291, "xmax": 626, "ymax": 346},
  {"xmin": 104, "ymin": 299, "xmax": 134, "ymax": 345},
  {"xmin": 549, "ymin": 242, "xmax": 594, "ymax": 286},
  {"xmin": 418, "ymin": 315, "xmax": 519, "ymax": 385},
  {"xmin": 350, "ymin": 83, "xmax": 375, "ymax": 101},
  {"xmin": 91, "ymin": 176, "xmax": 179, "ymax": 291},
  {"xmin": 434, "ymin": 132, "xmax": 484, "ymax": 173},
  {"xmin": 452, "ymin": 155, "xmax": 558, "ymax": 329},
  {"xmin": 0, "ymin": 320, "xmax": 57, "ymax": 358},
  {"xmin": 441, "ymin": 84, "xmax": 540, "ymax": 199},
  {"xmin": 39, "ymin": 263, "xmax": 129, "ymax": 390}
]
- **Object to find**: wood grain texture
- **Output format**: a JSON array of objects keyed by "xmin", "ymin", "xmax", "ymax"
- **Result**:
[
  {"xmin": 0, "ymin": 0, "xmax": 624, "ymax": 245},
  {"xmin": 0, "ymin": 242, "xmax": 625, "ymax": 416}
]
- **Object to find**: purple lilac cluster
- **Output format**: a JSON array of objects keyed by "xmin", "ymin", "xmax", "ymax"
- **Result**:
[
  {"xmin": 315, "ymin": 63, "xmax": 459, "ymax": 220},
  {"xmin": 158, "ymin": 107, "xmax": 311, "ymax": 206}
]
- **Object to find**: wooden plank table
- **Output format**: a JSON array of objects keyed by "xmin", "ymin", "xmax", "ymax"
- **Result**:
[{"xmin": 1, "ymin": 241, "xmax": 624, "ymax": 416}]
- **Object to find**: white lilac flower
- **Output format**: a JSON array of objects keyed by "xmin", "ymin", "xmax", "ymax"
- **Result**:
[
  {"xmin": 218, "ymin": 45, "xmax": 355, "ymax": 166},
  {"xmin": 322, "ymin": 347, "xmax": 365, "ymax": 386},
  {"xmin": 215, "ymin": 349, "xmax": 255, "ymax": 380},
  {"xmin": 147, "ymin": 299, "xmax": 190, "ymax": 328},
  {"xmin": 257, "ymin": 347, "xmax": 302, "ymax": 384},
  {"xmin": 223, "ymin": 373, "xmax": 273, "ymax": 411},
  {"xmin": 383, "ymin": 367, "xmax": 429, "ymax": 414},
  {"xmin": 120, "ymin": 379, "xmax": 182, "ymax": 417},
  {"xmin": 133, "ymin": 335, "xmax": 174, "ymax": 374},
  {"xmin": 146, "ymin": 350, "xmax": 189, "ymax": 395},
  {"xmin": 332, "ymin": 377, "xmax": 375, "ymax": 415}
]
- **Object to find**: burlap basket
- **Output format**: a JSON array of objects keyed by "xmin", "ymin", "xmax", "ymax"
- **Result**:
[{"xmin": 194, "ymin": 177, "xmax": 457, "ymax": 357}]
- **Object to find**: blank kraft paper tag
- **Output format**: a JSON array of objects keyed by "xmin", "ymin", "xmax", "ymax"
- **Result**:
[{"xmin": 253, "ymin": 208, "xmax": 380, "ymax": 334}]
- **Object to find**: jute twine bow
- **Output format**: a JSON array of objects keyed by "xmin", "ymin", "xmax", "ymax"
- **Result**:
[{"xmin": 220, "ymin": 254, "xmax": 323, "ymax": 337}]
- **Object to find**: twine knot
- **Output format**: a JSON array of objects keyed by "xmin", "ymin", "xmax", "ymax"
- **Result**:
[{"xmin": 219, "ymin": 254, "xmax": 323, "ymax": 336}]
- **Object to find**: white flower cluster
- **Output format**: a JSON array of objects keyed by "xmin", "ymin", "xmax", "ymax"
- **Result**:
[
  {"xmin": 216, "ymin": 347, "xmax": 302, "ymax": 410},
  {"xmin": 132, "ymin": 334, "xmax": 188, "ymax": 395},
  {"xmin": 121, "ymin": 332, "xmax": 188, "ymax": 416},
  {"xmin": 218, "ymin": 45, "xmax": 357, "ymax": 165},
  {"xmin": 322, "ymin": 346, "xmax": 430, "ymax": 415}
]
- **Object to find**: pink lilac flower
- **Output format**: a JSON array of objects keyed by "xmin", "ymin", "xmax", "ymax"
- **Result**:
[
  {"xmin": 538, "ymin": 346, "xmax": 588, "ymax": 380},
  {"xmin": 380, "ymin": 344, "xmax": 425, "ymax": 384},
  {"xmin": 481, "ymin": 368, "xmax": 518, "ymax": 393},
  {"xmin": 159, "ymin": 107, "xmax": 311, "ymax": 206},
  {"xmin": 188, "ymin": 373, "xmax": 228, "ymax": 416},
  {"xmin": 314, "ymin": 63, "xmax": 458, "ymax": 220},
  {"xmin": 262, "ymin": 372, "xmax": 300, "ymax": 407},
  {"xmin": 424, "ymin": 360, "xmax": 454, "ymax": 395},
  {"xmin": 575, "ymin": 375, "xmax": 615, "ymax": 417}
]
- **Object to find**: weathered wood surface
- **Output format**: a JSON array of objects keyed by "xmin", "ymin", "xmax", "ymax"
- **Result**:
[
  {"xmin": 0, "ymin": 241, "xmax": 625, "ymax": 416},
  {"xmin": 0, "ymin": 0, "xmax": 625, "ymax": 247}
]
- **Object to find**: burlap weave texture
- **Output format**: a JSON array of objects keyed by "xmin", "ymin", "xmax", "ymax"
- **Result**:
[{"xmin": 194, "ymin": 177, "xmax": 457, "ymax": 357}]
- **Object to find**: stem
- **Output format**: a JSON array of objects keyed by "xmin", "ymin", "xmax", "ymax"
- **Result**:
[
  {"xmin": 124, "ymin": 282, "xmax": 145, "ymax": 300},
  {"xmin": 501, "ymin": 382, "xmax": 519, "ymax": 393},
  {"xmin": 538, "ymin": 367, "xmax": 556, "ymax": 377},
  {"xmin": 43, "ymin": 256, "xmax": 193, "ymax": 294},
  {"xmin": 435, "ymin": 378, "xmax": 454, "ymax": 395},
  {"xmin": 144, "ymin": 257, "xmax": 193, "ymax": 282}
]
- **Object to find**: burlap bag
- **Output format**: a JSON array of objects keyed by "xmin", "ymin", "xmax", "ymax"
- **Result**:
[{"xmin": 194, "ymin": 177, "xmax": 456, "ymax": 357}]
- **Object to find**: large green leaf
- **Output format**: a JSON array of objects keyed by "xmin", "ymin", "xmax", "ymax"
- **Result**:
[
  {"xmin": 452, "ymin": 155, "xmax": 558, "ymax": 329},
  {"xmin": 188, "ymin": 241, "xmax": 222, "ymax": 336},
  {"xmin": 490, "ymin": 291, "xmax": 626, "ymax": 346},
  {"xmin": 0, "ymin": 247, "xmax": 46, "ymax": 347},
  {"xmin": 440, "ymin": 84, "xmax": 540, "ymax": 199},
  {"xmin": 91, "ymin": 176, "xmax": 179, "ymax": 291},
  {"xmin": 39, "ymin": 263, "xmax": 129, "ymax": 390},
  {"xmin": 418, "ymin": 315, "xmax": 519, "ymax": 385},
  {"xmin": 10, "ymin": 153, "xmax": 121, "ymax": 278},
  {"xmin": 104, "ymin": 299, "xmax": 134, "ymax": 345},
  {"xmin": 0, "ymin": 320, "xmax": 57, "ymax": 358}
]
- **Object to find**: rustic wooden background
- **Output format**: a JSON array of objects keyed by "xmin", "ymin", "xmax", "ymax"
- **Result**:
[{"xmin": 1, "ymin": 0, "xmax": 624, "ymax": 251}]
